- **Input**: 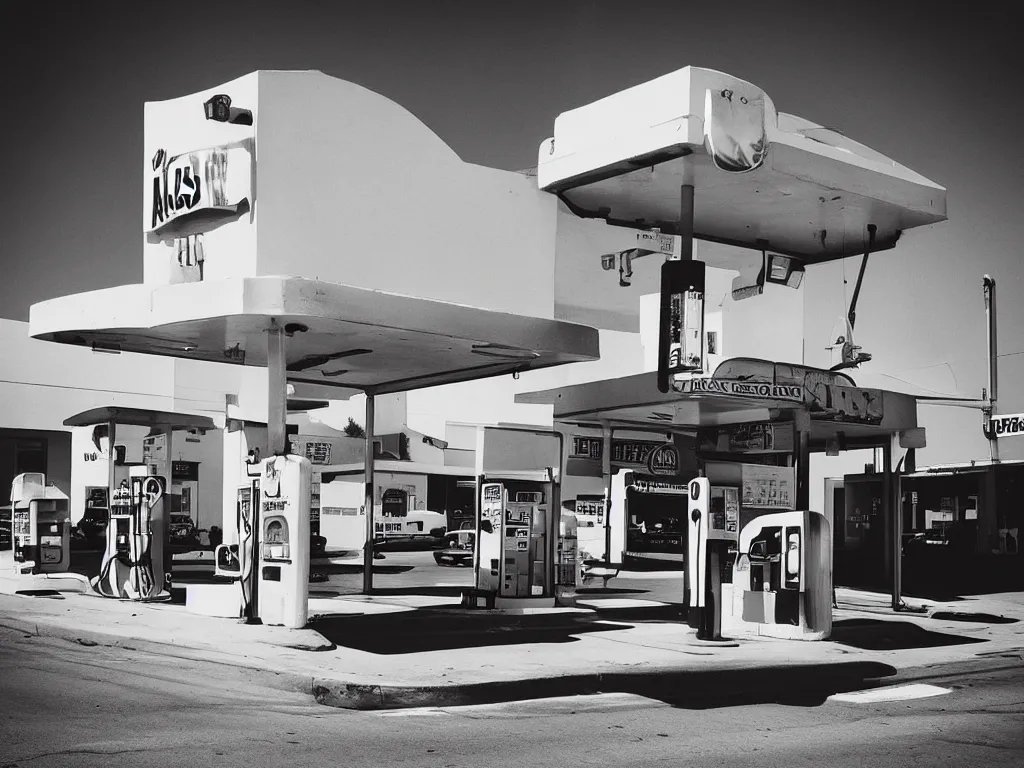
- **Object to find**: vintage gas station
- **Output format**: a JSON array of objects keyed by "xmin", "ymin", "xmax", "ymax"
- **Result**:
[{"xmin": 8, "ymin": 66, "xmax": 947, "ymax": 638}]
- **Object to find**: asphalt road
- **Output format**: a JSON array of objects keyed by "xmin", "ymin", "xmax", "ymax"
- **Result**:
[{"xmin": 2, "ymin": 625, "xmax": 1022, "ymax": 768}]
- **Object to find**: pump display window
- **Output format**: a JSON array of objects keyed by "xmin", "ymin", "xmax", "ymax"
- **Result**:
[{"xmin": 263, "ymin": 516, "xmax": 290, "ymax": 561}]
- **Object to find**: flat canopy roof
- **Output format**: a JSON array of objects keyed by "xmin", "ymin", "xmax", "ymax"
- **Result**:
[
  {"xmin": 31, "ymin": 277, "xmax": 600, "ymax": 397},
  {"xmin": 516, "ymin": 368, "xmax": 920, "ymax": 452},
  {"xmin": 538, "ymin": 67, "xmax": 946, "ymax": 262},
  {"xmin": 63, "ymin": 407, "xmax": 220, "ymax": 431}
]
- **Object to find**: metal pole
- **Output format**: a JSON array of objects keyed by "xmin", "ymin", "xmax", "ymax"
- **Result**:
[
  {"xmin": 882, "ymin": 439, "xmax": 893, "ymax": 594},
  {"xmin": 796, "ymin": 428, "xmax": 811, "ymax": 510},
  {"xmin": 983, "ymin": 276, "xmax": 999, "ymax": 463},
  {"xmin": 362, "ymin": 392, "xmax": 376, "ymax": 594},
  {"xmin": 107, "ymin": 419, "xmax": 117, "ymax": 509},
  {"xmin": 893, "ymin": 443, "xmax": 906, "ymax": 611},
  {"xmin": 601, "ymin": 422, "xmax": 613, "ymax": 565},
  {"xmin": 679, "ymin": 185, "xmax": 694, "ymax": 261},
  {"xmin": 266, "ymin": 322, "xmax": 288, "ymax": 456}
]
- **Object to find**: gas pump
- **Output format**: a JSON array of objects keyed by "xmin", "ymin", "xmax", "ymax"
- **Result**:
[
  {"xmin": 476, "ymin": 480, "xmax": 554, "ymax": 605},
  {"xmin": 10, "ymin": 473, "xmax": 71, "ymax": 574},
  {"xmin": 556, "ymin": 508, "xmax": 581, "ymax": 604},
  {"xmin": 727, "ymin": 510, "xmax": 832, "ymax": 640},
  {"xmin": 254, "ymin": 454, "xmax": 310, "ymax": 628},
  {"xmin": 93, "ymin": 470, "xmax": 169, "ymax": 601},
  {"xmin": 686, "ymin": 478, "xmax": 739, "ymax": 641}
]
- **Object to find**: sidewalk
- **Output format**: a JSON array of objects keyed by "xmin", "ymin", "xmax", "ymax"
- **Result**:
[{"xmin": 0, "ymin": 585, "xmax": 1021, "ymax": 710}]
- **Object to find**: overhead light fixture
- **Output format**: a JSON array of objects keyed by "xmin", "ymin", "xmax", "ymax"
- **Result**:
[
  {"xmin": 765, "ymin": 254, "xmax": 805, "ymax": 289},
  {"xmin": 731, "ymin": 252, "xmax": 805, "ymax": 300}
]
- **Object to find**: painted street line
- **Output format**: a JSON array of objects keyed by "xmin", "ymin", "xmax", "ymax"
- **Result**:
[{"xmin": 828, "ymin": 683, "xmax": 953, "ymax": 704}]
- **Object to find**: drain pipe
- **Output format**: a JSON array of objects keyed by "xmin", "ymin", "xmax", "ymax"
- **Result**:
[{"xmin": 983, "ymin": 276, "xmax": 999, "ymax": 462}]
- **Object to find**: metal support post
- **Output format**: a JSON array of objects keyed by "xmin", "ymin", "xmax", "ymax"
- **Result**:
[
  {"xmin": 882, "ymin": 439, "xmax": 893, "ymax": 588},
  {"xmin": 362, "ymin": 392, "xmax": 376, "ymax": 594},
  {"xmin": 107, "ymin": 419, "xmax": 117, "ymax": 506},
  {"xmin": 266, "ymin": 322, "xmax": 288, "ymax": 456},
  {"xmin": 796, "ymin": 428, "xmax": 811, "ymax": 510},
  {"xmin": 601, "ymin": 422, "xmax": 613, "ymax": 565},
  {"xmin": 679, "ymin": 184, "xmax": 694, "ymax": 261},
  {"xmin": 892, "ymin": 438, "xmax": 904, "ymax": 611}
]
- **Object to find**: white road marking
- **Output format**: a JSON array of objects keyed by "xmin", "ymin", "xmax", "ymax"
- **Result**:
[
  {"xmin": 576, "ymin": 598, "xmax": 669, "ymax": 609},
  {"xmin": 375, "ymin": 693, "xmax": 665, "ymax": 718},
  {"xmin": 828, "ymin": 683, "xmax": 953, "ymax": 704}
]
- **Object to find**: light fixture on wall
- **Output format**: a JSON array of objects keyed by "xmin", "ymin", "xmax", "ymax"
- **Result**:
[{"xmin": 203, "ymin": 94, "xmax": 253, "ymax": 126}]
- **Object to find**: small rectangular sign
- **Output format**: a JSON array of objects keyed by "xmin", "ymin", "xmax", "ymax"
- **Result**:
[{"xmin": 991, "ymin": 413, "xmax": 1024, "ymax": 437}]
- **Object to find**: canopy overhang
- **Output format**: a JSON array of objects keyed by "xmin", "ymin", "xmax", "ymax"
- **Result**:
[
  {"xmin": 538, "ymin": 67, "xmax": 947, "ymax": 262},
  {"xmin": 63, "ymin": 407, "xmax": 220, "ymax": 431},
  {"xmin": 31, "ymin": 277, "xmax": 601, "ymax": 397},
  {"xmin": 516, "ymin": 363, "xmax": 921, "ymax": 452}
]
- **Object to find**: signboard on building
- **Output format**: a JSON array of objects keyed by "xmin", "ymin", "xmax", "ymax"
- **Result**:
[
  {"xmin": 612, "ymin": 440, "xmax": 670, "ymax": 469},
  {"xmin": 146, "ymin": 142, "xmax": 253, "ymax": 236},
  {"xmin": 645, "ymin": 443, "xmax": 680, "ymax": 476},
  {"xmin": 626, "ymin": 474, "xmax": 689, "ymax": 495},
  {"xmin": 684, "ymin": 377, "xmax": 803, "ymax": 402},
  {"xmin": 698, "ymin": 422, "xmax": 795, "ymax": 454},
  {"xmin": 570, "ymin": 436, "xmax": 603, "ymax": 459},
  {"xmin": 741, "ymin": 464, "xmax": 795, "ymax": 510},
  {"xmin": 991, "ymin": 412, "xmax": 1024, "ymax": 437},
  {"xmin": 302, "ymin": 441, "xmax": 333, "ymax": 465}
]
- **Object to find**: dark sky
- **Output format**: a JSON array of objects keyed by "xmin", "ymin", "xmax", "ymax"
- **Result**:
[{"xmin": 2, "ymin": 1, "xmax": 1022, "ymax": 405}]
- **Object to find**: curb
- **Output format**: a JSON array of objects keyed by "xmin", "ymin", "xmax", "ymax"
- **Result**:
[
  {"xmin": 4, "ymin": 610, "xmax": 1021, "ymax": 713},
  {"xmin": 0, "ymin": 614, "xmax": 316, "ymax": 698}
]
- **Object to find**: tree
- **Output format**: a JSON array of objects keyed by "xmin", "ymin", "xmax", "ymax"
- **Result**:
[{"xmin": 343, "ymin": 417, "xmax": 366, "ymax": 438}]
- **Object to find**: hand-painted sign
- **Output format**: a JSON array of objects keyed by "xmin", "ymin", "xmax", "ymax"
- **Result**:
[
  {"xmin": 991, "ymin": 412, "xmax": 1024, "ymax": 437},
  {"xmin": 146, "ymin": 141, "xmax": 253, "ymax": 236}
]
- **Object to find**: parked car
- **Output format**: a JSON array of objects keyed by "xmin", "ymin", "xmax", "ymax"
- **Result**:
[{"xmin": 433, "ymin": 529, "xmax": 475, "ymax": 567}]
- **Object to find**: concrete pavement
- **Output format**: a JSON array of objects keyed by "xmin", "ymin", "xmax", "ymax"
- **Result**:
[{"xmin": 0, "ymin": 570, "xmax": 1021, "ymax": 710}]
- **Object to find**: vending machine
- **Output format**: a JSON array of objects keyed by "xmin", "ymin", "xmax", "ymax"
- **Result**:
[
  {"xmin": 10, "ymin": 473, "xmax": 71, "ymax": 574},
  {"xmin": 92, "ymin": 469, "xmax": 169, "ymax": 601}
]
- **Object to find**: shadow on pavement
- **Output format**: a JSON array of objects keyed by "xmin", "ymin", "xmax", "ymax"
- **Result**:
[
  {"xmin": 585, "ymin": 603, "xmax": 687, "ymax": 623},
  {"xmin": 316, "ymin": 660, "xmax": 901, "ymax": 711},
  {"xmin": 930, "ymin": 611, "xmax": 1018, "ymax": 624},
  {"xmin": 315, "ymin": 564, "xmax": 415, "ymax": 575},
  {"xmin": 576, "ymin": 587, "xmax": 649, "ymax": 596},
  {"xmin": 365, "ymin": 586, "xmax": 468, "ymax": 598},
  {"xmin": 831, "ymin": 618, "xmax": 986, "ymax": 651},
  {"xmin": 311, "ymin": 609, "xmax": 630, "ymax": 654},
  {"xmin": 611, "ymin": 661, "xmax": 899, "ymax": 709}
]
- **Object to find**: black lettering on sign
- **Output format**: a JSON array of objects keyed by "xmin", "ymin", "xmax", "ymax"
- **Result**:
[{"xmin": 151, "ymin": 161, "xmax": 202, "ymax": 230}]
